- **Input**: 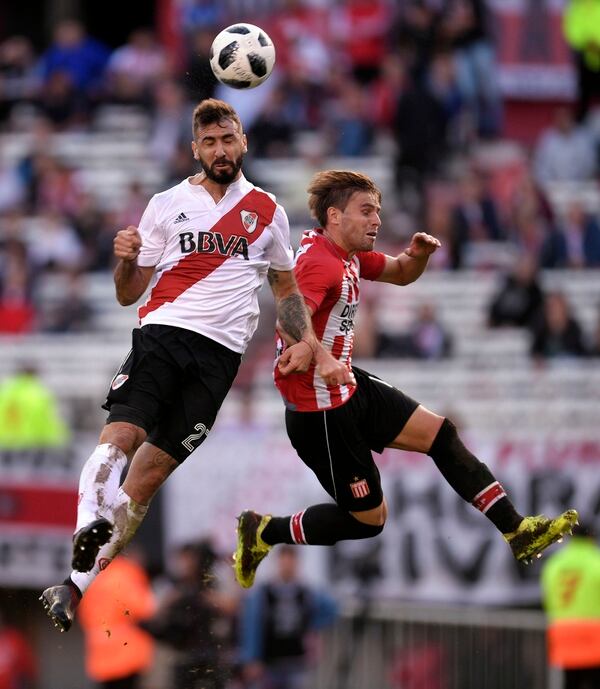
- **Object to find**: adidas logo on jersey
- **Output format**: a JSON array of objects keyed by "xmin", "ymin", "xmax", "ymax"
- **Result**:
[{"xmin": 174, "ymin": 212, "xmax": 189, "ymax": 224}]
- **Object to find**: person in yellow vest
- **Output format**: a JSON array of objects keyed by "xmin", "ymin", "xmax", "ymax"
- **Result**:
[
  {"xmin": 0, "ymin": 365, "xmax": 69, "ymax": 448},
  {"xmin": 77, "ymin": 548, "xmax": 156, "ymax": 689},
  {"xmin": 541, "ymin": 522, "xmax": 600, "ymax": 689},
  {"xmin": 563, "ymin": 0, "xmax": 600, "ymax": 121}
]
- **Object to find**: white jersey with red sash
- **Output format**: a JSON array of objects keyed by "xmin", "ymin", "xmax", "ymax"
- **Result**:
[
  {"xmin": 275, "ymin": 228, "xmax": 385, "ymax": 411},
  {"xmin": 136, "ymin": 175, "xmax": 293, "ymax": 353}
]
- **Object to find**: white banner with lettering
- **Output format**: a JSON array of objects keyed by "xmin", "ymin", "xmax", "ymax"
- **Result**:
[
  {"xmin": 166, "ymin": 418, "xmax": 600, "ymax": 605},
  {"xmin": 3, "ymin": 425, "xmax": 598, "ymax": 605}
]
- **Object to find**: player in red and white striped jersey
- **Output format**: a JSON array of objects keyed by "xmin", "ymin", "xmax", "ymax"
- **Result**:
[
  {"xmin": 233, "ymin": 170, "xmax": 578, "ymax": 589},
  {"xmin": 41, "ymin": 100, "xmax": 353, "ymax": 633}
]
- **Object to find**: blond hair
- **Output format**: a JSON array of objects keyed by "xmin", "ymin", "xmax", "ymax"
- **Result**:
[{"xmin": 307, "ymin": 170, "xmax": 381, "ymax": 228}]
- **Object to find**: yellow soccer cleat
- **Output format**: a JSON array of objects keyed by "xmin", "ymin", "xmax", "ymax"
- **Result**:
[
  {"xmin": 504, "ymin": 509, "xmax": 579, "ymax": 564},
  {"xmin": 233, "ymin": 510, "xmax": 273, "ymax": 588}
]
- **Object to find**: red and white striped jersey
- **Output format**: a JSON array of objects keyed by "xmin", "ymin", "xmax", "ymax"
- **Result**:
[
  {"xmin": 136, "ymin": 175, "xmax": 293, "ymax": 353},
  {"xmin": 274, "ymin": 228, "xmax": 385, "ymax": 411}
]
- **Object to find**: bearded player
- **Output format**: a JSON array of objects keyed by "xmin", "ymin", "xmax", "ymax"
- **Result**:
[{"xmin": 40, "ymin": 100, "xmax": 352, "ymax": 632}]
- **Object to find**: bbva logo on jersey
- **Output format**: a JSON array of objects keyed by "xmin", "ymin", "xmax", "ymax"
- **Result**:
[
  {"xmin": 179, "ymin": 231, "xmax": 249, "ymax": 260},
  {"xmin": 240, "ymin": 210, "xmax": 258, "ymax": 233}
]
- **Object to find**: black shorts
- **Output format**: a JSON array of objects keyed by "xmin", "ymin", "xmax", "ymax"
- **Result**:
[
  {"xmin": 285, "ymin": 366, "xmax": 419, "ymax": 511},
  {"xmin": 103, "ymin": 324, "xmax": 241, "ymax": 463}
]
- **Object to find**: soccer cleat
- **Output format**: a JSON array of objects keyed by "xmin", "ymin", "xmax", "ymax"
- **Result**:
[
  {"xmin": 233, "ymin": 510, "xmax": 273, "ymax": 588},
  {"xmin": 39, "ymin": 584, "xmax": 80, "ymax": 633},
  {"xmin": 71, "ymin": 517, "xmax": 113, "ymax": 572},
  {"xmin": 504, "ymin": 509, "xmax": 579, "ymax": 564}
]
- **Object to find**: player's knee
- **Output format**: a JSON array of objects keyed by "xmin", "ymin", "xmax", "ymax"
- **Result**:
[
  {"xmin": 351, "ymin": 500, "xmax": 387, "ymax": 528},
  {"xmin": 100, "ymin": 422, "xmax": 145, "ymax": 456},
  {"xmin": 427, "ymin": 417, "xmax": 460, "ymax": 455}
]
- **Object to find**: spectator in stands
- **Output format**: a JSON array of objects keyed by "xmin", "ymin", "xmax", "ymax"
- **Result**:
[
  {"xmin": 0, "ymin": 609, "xmax": 37, "ymax": 689},
  {"xmin": 266, "ymin": 0, "xmax": 331, "ymax": 87},
  {"xmin": 370, "ymin": 53, "xmax": 405, "ymax": 133},
  {"xmin": 409, "ymin": 302, "xmax": 453, "ymax": 359},
  {"xmin": 183, "ymin": 28, "xmax": 218, "ymax": 103},
  {"xmin": 533, "ymin": 107, "xmax": 597, "ymax": 184},
  {"xmin": 239, "ymin": 546, "xmax": 338, "ymax": 689},
  {"xmin": 376, "ymin": 302, "xmax": 453, "ymax": 360},
  {"xmin": 115, "ymin": 181, "xmax": 150, "ymax": 232},
  {"xmin": 330, "ymin": 0, "xmax": 391, "ymax": 85},
  {"xmin": 0, "ymin": 161, "xmax": 25, "ymax": 213},
  {"xmin": 427, "ymin": 49, "xmax": 466, "ymax": 149},
  {"xmin": 393, "ymin": 67, "xmax": 448, "ymax": 192},
  {"xmin": 506, "ymin": 167, "xmax": 559, "ymax": 267},
  {"xmin": 394, "ymin": 0, "xmax": 440, "ymax": 84},
  {"xmin": 450, "ymin": 168, "xmax": 504, "ymax": 267},
  {"xmin": 35, "ymin": 69, "xmax": 89, "ymax": 128},
  {"xmin": 70, "ymin": 191, "xmax": 111, "ymax": 270},
  {"xmin": 33, "ymin": 157, "xmax": 83, "ymax": 217},
  {"xmin": 39, "ymin": 19, "xmax": 110, "ymax": 98},
  {"xmin": 531, "ymin": 292, "xmax": 588, "ymax": 360},
  {"xmin": 0, "ymin": 363, "xmax": 69, "ymax": 448},
  {"xmin": 543, "ymin": 201, "xmax": 600, "ymax": 269},
  {"xmin": 541, "ymin": 521, "xmax": 600, "ymax": 689},
  {"xmin": 14, "ymin": 117, "xmax": 55, "ymax": 208},
  {"xmin": 248, "ymin": 85, "xmax": 295, "ymax": 158},
  {"xmin": 488, "ymin": 256, "xmax": 545, "ymax": 329},
  {"xmin": 28, "ymin": 209, "xmax": 85, "ymax": 273},
  {"xmin": 438, "ymin": 0, "xmax": 502, "ymax": 138},
  {"xmin": 148, "ymin": 79, "xmax": 193, "ymax": 165},
  {"xmin": 78, "ymin": 548, "xmax": 156, "ymax": 689},
  {"xmin": 181, "ymin": 0, "xmax": 226, "ymax": 35},
  {"xmin": 106, "ymin": 28, "xmax": 168, "ymax": 105},
  {"xmin": 0, "ymin": 36, "xmax": 39, "ymax": 123},
  {"xmin": 145, "ymin": 540, "xmax": 236, "ymax": 689},
  {"xmin": 327, "ymin": 76, "xmax": 374, "ymax": 156},
  {"xmin": 0, "ymin": 236, "xmax": 36, "ymax": 334},
  {"xmin": 563, "ymin": 0, "xmax": 600, "ymax": 122},
  {"xmin": 40, "ymin": 271, "xmax": 94, "ymax": 333}
]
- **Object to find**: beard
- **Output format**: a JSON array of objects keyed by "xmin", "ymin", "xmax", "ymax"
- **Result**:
[{"xmin": 200, "ymin": 152, "xmax": 244, "ymax": 184}]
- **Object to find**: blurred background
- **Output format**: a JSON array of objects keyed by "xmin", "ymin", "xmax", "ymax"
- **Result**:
[{"xmin": 0, "ymin": 0, "xmax": 599, "ymax": 688}]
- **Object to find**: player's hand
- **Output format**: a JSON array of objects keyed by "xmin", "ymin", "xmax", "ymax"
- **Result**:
[
  {"xmin": 404, "ymin": 232, "xmax": 441, "ymax": 259},
  {"xmin": 277, "ymin": 340, "xmax": 313, "ymax": 375},
  {"xmin": 315, "ymin": 346, "xmax": 356, "ymax": 388},
  {"xmin": 114, "ymin": 226, "xmax": 142, "ymax": 262}
]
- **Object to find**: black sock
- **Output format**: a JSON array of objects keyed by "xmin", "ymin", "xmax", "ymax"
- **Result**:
[
  {"xmin": 261, "ymin": 503, "xmax": 384, "ymax": 546},
  {"xmin": 428, "ymin": 419, "xmax": 523, "ymax": 534}
]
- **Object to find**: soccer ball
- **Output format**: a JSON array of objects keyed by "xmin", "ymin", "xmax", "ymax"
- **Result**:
[{"xmin": 209, "ymin": 23, "xmax": 276, "ymax": 90}]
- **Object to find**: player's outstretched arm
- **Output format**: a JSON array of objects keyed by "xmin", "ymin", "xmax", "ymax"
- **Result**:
[
  {"xmin": 377, "ymin": 232, "xmax": 441, "ymax": 286},
  {"xmin": 113, "ymin": 226, "xmax": 155, "ymax": 306}
]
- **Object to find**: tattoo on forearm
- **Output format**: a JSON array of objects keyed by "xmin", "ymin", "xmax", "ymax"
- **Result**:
[
  {"xmin": 267, "ymin": 268, "xmax": 279, "ymax": 286},
  {"xmin": 277, "ymin": 293, "xmax": 309, "ymax": 342}
]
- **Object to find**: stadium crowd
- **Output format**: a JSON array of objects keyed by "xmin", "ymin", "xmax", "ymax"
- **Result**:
[{"xmin": 0, "ymin": 1, "xmax": 599, "ymax": 361}]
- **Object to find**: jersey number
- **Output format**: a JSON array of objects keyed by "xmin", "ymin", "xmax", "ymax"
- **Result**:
[{"xmin": 181, "ymin": 422, "xmax": 209, "ymax": 452}]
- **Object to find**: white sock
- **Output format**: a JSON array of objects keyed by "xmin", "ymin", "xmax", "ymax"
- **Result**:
[
  {"xmin": 75, "ymin": 444, "xmax": 127, "ymax": 532},
  {"xmin": 71, "ymin": 487, "xmax": 148, "ymax": 595}
]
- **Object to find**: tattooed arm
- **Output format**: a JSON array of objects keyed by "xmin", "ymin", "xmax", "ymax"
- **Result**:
[
  {"xmin": 268, "ymin": 268, "xmax": 355, "ymax": 386},
  {"xmin": 268, "ymin": 267, "xmax": 315, "ymax": 347}
]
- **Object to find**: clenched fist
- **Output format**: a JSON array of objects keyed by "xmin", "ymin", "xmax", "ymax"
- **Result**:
[
  {"xmin": 404, "ymin": 232, "xmax": 441, "ymax": 259},
  {"xmin": 114, "ymin": 226, "xmax": 142, "ymax": 262}
]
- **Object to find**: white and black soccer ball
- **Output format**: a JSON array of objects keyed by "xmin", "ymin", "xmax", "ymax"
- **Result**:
[{"xmin": 209, "ymin": 23, "xmax": 276, "ymax": 90}]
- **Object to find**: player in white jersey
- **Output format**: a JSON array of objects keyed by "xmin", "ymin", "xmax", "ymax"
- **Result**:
[
  {"xmin": 40, "ymin": 99, "xmax": 353, "ymax": 632},
  {"xmin": 233, "ymin": 169, "xmax": 578, "ymax": 589}
]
